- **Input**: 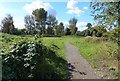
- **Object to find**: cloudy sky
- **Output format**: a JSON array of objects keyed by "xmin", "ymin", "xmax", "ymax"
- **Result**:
[{"xmin": 0, "ymin": 0, "xmax": 95, "ymax": 31}]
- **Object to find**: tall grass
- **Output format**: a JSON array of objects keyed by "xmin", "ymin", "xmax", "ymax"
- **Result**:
[{"xmin": 70, "ymin": 37, "xmax": 118, "ymax": 78}]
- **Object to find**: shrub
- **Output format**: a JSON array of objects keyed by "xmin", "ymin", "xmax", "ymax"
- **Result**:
[
  {"xmin": 1, "ymin": 40, "xmax": 67, "ymax": 80},
  {"xmin": 75, "ymin": 31, "xmax": 81, "ymax": 36},
  {"xmin": 96, "ymin": 32, "xmax": 102, "ymax": 37}
]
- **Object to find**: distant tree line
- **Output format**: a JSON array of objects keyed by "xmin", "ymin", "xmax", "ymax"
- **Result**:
[
  {"xmin": 1, "ymin": 8, "xmax": 107, "ymax": 37},
  {"xmin": 1, "ymin": 3, "xmax": 119, "ymax": 39},
  {"xmin": 75, "ymin": 24, "xmax": 107, "ymax": 37},
  {"xmin": 0, "ymin": 8, "xmax": 78, "ymax": 36}
]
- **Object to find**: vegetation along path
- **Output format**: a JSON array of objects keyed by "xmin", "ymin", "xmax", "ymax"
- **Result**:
[{"xmin": 64, "ymin": 41, "xmax": 100, "ymax": 79}]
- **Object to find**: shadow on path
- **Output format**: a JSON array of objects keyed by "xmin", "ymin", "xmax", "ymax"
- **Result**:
[{"xmin": 64, "ymin": 41, "xmax": 100, "ymax": 79}]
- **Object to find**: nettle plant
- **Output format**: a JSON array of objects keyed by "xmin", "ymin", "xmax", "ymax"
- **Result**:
[
  {"xmin": 1, "ymin": 39, "xmax": 64, "ymax": 80},
  {"xmin": 1, "ymin": 40, "xmax": 43, "ymax": 79}
]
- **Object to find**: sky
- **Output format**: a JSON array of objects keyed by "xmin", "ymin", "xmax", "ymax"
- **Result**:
[{"xmin": 0, "ymin": 0, "xmax": 96, "ymax": 31}]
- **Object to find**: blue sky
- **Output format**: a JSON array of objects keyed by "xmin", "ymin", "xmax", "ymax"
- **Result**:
[{"xmin": 0, "ymin": 0, "xmax": 96, "ymax": 31}]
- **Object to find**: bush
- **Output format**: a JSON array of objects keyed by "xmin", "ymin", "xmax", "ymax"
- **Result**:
[
  {"xmin": 79, "ymin": 25, "xmax": 107, "ymax": 37},
  {"xmin": 96, "ymin": 32, "xmax": 103, "ymax": 37},
  {"xmin": 85, "ymin": 30, "xmax": 91, "ymax": 36},
  {"xmin": 75, "ymin": 31, "xmax": 81, "ymax": 36},
  {"xmin": 1, "ymin": 40, "xmax": 67, "ymax": 80}
]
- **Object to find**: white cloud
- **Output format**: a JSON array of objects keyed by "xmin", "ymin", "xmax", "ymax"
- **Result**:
[
  {"xmin": 83, "ymin": 7, "xmax": 88, "ymax": 9},
  {"xmin": 23, "ymin": 0, "xmax": 56, "ymax": 15},
  {"xmin": 77, "ymin": 22, "xmax": 87, "ymax": 27},
  {"xmin": 13, "ymin": 17, "xmax": 25, "ymax": 29},
  {"xmin": 59, "ymin": 21, "xmax": 88, "ymax": 31},
  {"xmin": 75, "ymin": 9, "xmax": 84, "ymax": 15},
  {"xmin": 62, "ymin": 21, "xmax": 69, "ymax": 28},
  {"xmin": 67, "ymin": 0, "xmax": 84, "ymax": 16},
  {"xmin": 67, "ymin": 9, "xmax": 74, "ymax": 14},
  {"xmin": 0, "ymin": 14, "xmax": 5, "ymax": 22},
  {"xmin": 67, "ymin": 0, "xmax": 78, "ymax": 9},
  {"xmin": 67, "ymin": 9, "xmax": 84, "ymax": 15},
  {"xmin": 0, "ymin": 14, "xmax": 5, "ymax": 29},
  {"xmin": 77, "ymin": 22, "xmax": 87, "ymax": 31}
]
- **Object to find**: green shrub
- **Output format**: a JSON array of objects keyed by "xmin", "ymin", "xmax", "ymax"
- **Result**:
[
  {"xmin": 96, "ymin": 32, "xmax": 102, "ymax": 37},
  {"xmin": 75, "ymin": 31, "xmax": 79, "ymax": 36},
  {"xmin": 1, "ymin": 40, "xmax": 67, "ymax": 80}
]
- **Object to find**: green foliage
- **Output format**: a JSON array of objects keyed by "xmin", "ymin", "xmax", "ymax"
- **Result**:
[
  {"xmin": 91, "ymin": 2, "xmax": 120, "ymax": 28},
  {"xmin": 24, "ymin": 15, "xmax": 35, "ymax": 34},
  {"xmin": 108, "ymin": 29, "xmax": 120, "ymax": 43},
  {"xmin": 32, "ymin": 8, "xmax": 47, "ymax": 22},
  {"xmin": 86, "ymin": 23, "xmax": 92, "ymax": 29},
  {"xmin": 85, "ymin": 29, "xmax": 91, "ymax": 36},
  {"xmin": 69, "ymin": 17, "xmax": 78, "ymax": 35},
  {"xmin": 1, "ymin": 14, "xmax": 15, "ymax": 34},
  {"xmin": 95, "ymin": 32, "xmax": 102, "ymax": 37},
  {"xmin": 77, "ymin": 25, "xmax": 107, "ymax": 37},
  {"xmin": 64, "ymin": 28, "xmax": 71, "ymax": 35},
  {"xmin": 32, "ymin": 8, "xmax": 47, "ymax": 34},
  {"xmin": 69, "ymin": 25, "xmax": 78, "ymax": 35},
  {"xmin": 46, "ymin": 14, "xmax": 58, "ymax": 35},
  {"xmin": 91, "ymin": 2, "xmax": 120, "ymax": 44},
  {"xmin": 75, "ymin": 31, "xmax": 81, "ymax": 36},
  {"xmin": 1, "ymin": 39, "xmax": 67, "ymax": 80},
  {"xmin": 33, "ymin": 34, "xmax": 42, "ymax": 40},
  {"xmin": 13, "ymin": 28, "xmax": 27, "ymax": 35},
  {"xmin": 55, "ymin": 22, "xmax": 64, "ymax": 36}
]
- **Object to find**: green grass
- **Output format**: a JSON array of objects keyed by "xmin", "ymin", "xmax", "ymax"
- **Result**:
[
  {"xmin": 0, "ymin": 33, "xmax": 80, "ymax": 79},
  {"xmin": 41, "ymin": 36, "xmax": 80, "ymax": 59},
  {"xmin": 1, "ymin": 33, "xmax": 118, "ymax": 78},
  {"xmin": 70, "ymin": 37, "xmax": 118, "ymax": 78},
  {"xmin": 1, "ymin": 33, "xmax": 33, "ymax": 49},
  {"xmin": 0, "ymin": 33, "xmax": 80, "ymax": 60}
]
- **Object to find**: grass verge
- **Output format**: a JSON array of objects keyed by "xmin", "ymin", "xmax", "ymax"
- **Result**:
[{"xmin": 70, "ymin": 37, "xmax": 118, "ymax": 78}]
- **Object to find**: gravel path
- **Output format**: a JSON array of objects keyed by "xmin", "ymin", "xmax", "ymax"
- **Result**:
[{"xmin": 64, "ymin": 41, "xmax": 100, "ymax": 79}]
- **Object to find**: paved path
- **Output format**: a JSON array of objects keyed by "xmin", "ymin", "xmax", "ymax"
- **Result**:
[{"xmin": 64, "ymin": 41, "xmax": 100, "ymax": 79}]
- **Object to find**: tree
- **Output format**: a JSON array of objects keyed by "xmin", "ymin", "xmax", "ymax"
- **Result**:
[
  {"xmin": 75, "ymin": 31, "xmax": 82, "ymax": 36},
  {"xmin": 69, "ymin": 17, "xmax": 78, "ymax": 35},
  {"xmin": 91, "ymin": 2, "xmax": 120, "ymax": 29},
  {"xmin": 46, "ymin": 27, "xmax": 54, "ymax": 35},
  {"xmin": 32, "ymin": 8, "xmax": 47, "ymax": 34},
  {"xmin": 69, "ymin": 25, "xmax": 78, "ymax": 35},
  {"xmin": 69, "ymin": 17, "xmax": 77, "ymax": 26},
  {"xmin": 90, "ymin": 2, "xmax": 120, "ymax": 42},
  {"xmin": 1, "ymin": 14, "xmax": 15, "ymax": 34},
  {"xmin": 86, "ymin": 23, "xmax": 92, "ymax": 28},
  {"xmin": 55, "ymin": 22, "xmax": 64, "ymax": 36},
  {"xmin": 46, "ymin": 14, "xmax": 58, "ymax": 35},
  {"xmin": 13, "ymin": 28, "xmax": 27, "ymax": 35},
  {"xmin": 24, "ymin": 15, "xmax": 35, "ymax": 34},
  {"xmin": 64, "ymin": 28, "xmax": 71, "ymax": 35},
  {"xmin": 90, "ymin": 29, "xmax": 98, "ymax": 36}
]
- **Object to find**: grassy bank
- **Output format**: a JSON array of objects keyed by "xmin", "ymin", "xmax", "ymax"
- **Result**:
[{"xmin": 70, "ymin": 37, "xmax": 118, "ymax": 78}]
